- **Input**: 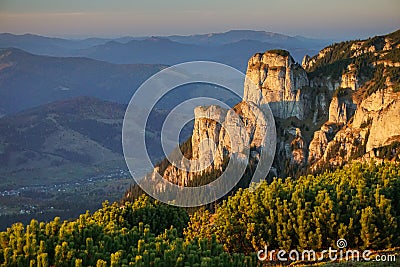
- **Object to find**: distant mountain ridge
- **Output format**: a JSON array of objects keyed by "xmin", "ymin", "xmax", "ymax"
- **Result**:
[
  {"xmin": 0, "ymin": 29, "xmax": 327, "ymax": 49},
  {"xmin": 0, "ymin": 33, "xmax": 110, "ymax": 56},
  {"xmin": 75, "ymin": 34, "xmax": 326, "ymax": 69},
  {"xmin": 0, "ymin": 48, "xmax": 165, "ymax": 114},
  {"xmin": 0, "ymin": 30, "xmax": 329, "ymax": 69},
  {"xmin": 0, "ymin": 30, "xmax": 331, "ymax": 115},
  {"xmin": 167, "ymin": 29, "xmax": 327, "ymax": 46}
]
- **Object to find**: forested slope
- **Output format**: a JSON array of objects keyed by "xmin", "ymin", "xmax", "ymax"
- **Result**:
[{"xmin": 1, "ymin": 162, "xmax": 399, "ymax": 266}]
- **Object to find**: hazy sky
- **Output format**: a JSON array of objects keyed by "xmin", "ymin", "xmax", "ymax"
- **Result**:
[{"xmin": 0, "ymin": 0, "xmax": 399, "ymax": 39}]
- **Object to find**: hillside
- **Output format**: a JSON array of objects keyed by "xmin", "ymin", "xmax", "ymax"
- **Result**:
[
  {"xmin": 303, "ymin": 29, "xmax": 400, "ymax": 173},
  {"xmin": 2, "ymin": 163, "xmax": 399, "ymax": 266},
  {"xmin": 0, "ymin": 96, "xmax": 126, "ymax": 187},
  {"xmin": 0, "ymin": 96, "xmax": 186, "ymax": 227},
  {"xmin": 0, "ymin": 48, "xmax": 164, "ymax": 115},
  {"xmin": 0, "ymin": 97, "xmax": 128, "ymax": 226}
]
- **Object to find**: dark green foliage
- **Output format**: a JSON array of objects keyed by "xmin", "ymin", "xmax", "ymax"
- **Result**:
[
  {"xmin": 353, "ymin": 54, "xmax": 375, "ymax": 79},
  {"xmin": 333, "ymin": 87, "xmax": 349, "ymax": 98},
  {"xmin": 348, "ymin": 135, "xmax": 367, "ymax": 161},
  {"xmin": 360, "ymin": 117, "xmax": 373, "ymax": 128},
  {"xmin": 309, "ymin": 58, "xmax": 353, "ymax": 81},
  {"xmin": 98, "ymin": 195, "xmax": 189, "ymax": 236},
  {"xmin": 374, "ymin": 141, "xmax": 400, "ymax": 160},
  {"xmin": 154, "ymin": 137, "xmax": 193, "ymax": 178},
  {"xmin": 360, "ymin": 64, "xmax": 399, "ymax": 97},
  {"xmin": 386, "ymin": 66, "xmax": 400, "ymax": 86},
  {"xmin": 0, "ymin": 196, "xmax": 259, "ymax": 266},
  {"xmin": 266, "ymin": 49, "xmax": 290, "ymax": 57},
  {"xmin": 63, "ymin": 118, "xmax": 122, "ymax": 153},
  {"xmin": 306, "ymin": 40, "xmax": 353, "ymax": 76},
  {"xmin": 382, "ymin": 48, "xmax": 400, "ymax": 62},
  {"xmin": 364, "ymin": 36, "xmax": 385, "ymax": 51},
  {"xmin": 186, "ymin": 156, "xmax": 229, "ymax": 187},
  {"xmin": 185, "ymin": 162, "xmax": 400, "ymax": 253},
  {"xmin": 1, "ymin": 163, "xmax": 400, "ymax": 266},
  {"xmin": 365, "ymin": 65, "xmax": 386, "ymax": 97}
]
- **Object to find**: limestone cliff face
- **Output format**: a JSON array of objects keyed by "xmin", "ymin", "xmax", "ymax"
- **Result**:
[
  {"xmin": 328, "ymin": 95, "xmax": 356, "ymax": 124},
  {"xmin": 289, "ymin": 128, "xmax": 307, "ymax": 168},
  {"xmin": 191, "ymin": 105, "xmax": 227, "ymax": 171},
  {"xmin": 308, "ymin": 83, "xmax": 400, "ymax": 171},
  {"xmin": 309, "ymin": 77, "xmax": 339, "ymax": 92},
  {"xmin": 308, "ymin": 123, "xmax": 338, "ymax": 166},
  {"xmin": 340, "ymin": 64, "xmax": 358, "ymax": 90},
  {"xmin": 191, "ymin": 101, "xmax": 269, "ymax": 168},
  {"xmin": 160, "ymin": 49, "xmax": 314, "ymax": 185},
  {"xmin": 350, "ymin": 41, "xmax": 376, "ymax": 58},
  {"xmin": 303, "ymin": 30, "xmax": 400, "ymax": 172},
  {"xmin": 161, "ymin": 101, "xmax": 269, "ymax": 186},
  {"xmin": 157, "ymin": 31, "xmax": 400, "ymax": 185},
  {"xmin": 243, "ymin": 51, "xmax": 309, "ymax": 120},
  {"xmin": 352, "ymin": 88, "xmax": 400, "ymax": 153}
]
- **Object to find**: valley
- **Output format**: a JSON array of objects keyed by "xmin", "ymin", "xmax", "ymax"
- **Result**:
[{"xmin": 0, "ymin": 168, "xmax": 131, "ymax": 230}]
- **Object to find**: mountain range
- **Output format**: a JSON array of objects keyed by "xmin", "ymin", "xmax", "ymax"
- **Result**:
[
  {"xmin": 0, "ymin": 30, "xmax": 330, "ymax": 116},
  {"xmin": 0, "ymin": 48, "xmax": 164, "ymax": 115},
  {"xmin": 0, "ymin": 30, "xmax": 330, "ymax": 71}
]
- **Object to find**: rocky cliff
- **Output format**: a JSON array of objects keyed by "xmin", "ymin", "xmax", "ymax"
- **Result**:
[
  {"xmin": 161, "ymin": 100, "xmax": 270, "ymax": 186},
  {"xmin": 243, "ymin": 50, "xmax": 309, "ymax": 119},
  {"xmin": 305, "ymin": 29, "xmax": 400, "ymax": 172},
  {"xmin": 154, "ymin": 30, "xmax": 400, "ymax": 187}
]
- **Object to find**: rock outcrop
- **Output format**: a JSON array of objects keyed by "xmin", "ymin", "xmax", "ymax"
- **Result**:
[
  {"xmin": 161, "ymin": 100, "xmax": 270, "ymax": 186},
  {"xmin": 156, "ymin": 30, "xmax": 400, "ymax": 185},
  {"xmin": 352, "ymin": 88, "xmax": 400, "ymax": 153},
  {"xmin": 303, "ymin": 30, "xmax": 400, "ymax": 172},
  {"xmin": 191, "ymin": 105, "xmax": 228, "ymax": 171},
  {"xmin": 289, "ymin": 128, "xmax": 307, "ymax": 168},
  {"xmin": 308, "ymin": 123, "xmax": 338, "ymax": 165},
  {"xmin": 340, "ymin": 64, "xmax": 358, "ymax": 90},
  {"xmin": 308, "ymin": 78, "xmax": 400, "ymax": 170},
  {"xmin": 328, "ymin": 94, "xmax": 356, "ymax": 124},
  {"xmin": 158, "ymin": 49, "xmax": 315, "ymax": 185},
  {"xmin": 243, "ymin": 50, "xmax": 309, "ymax": 120}
]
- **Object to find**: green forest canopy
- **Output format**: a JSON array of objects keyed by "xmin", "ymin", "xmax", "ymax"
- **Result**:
[{"xmin": 0, "ymin": 162, "xmax": 399, "ymax": 266}]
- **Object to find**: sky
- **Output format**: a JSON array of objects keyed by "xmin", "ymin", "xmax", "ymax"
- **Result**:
[{"xmin": 0, "ymin": 0, "xmax": 399, "ymax": 40}]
